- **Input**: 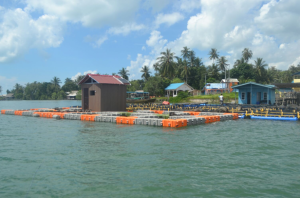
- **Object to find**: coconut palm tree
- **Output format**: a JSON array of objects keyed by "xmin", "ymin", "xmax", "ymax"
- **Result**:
[
  {"xmin": 217, "ymin": 56, "xmax": 229, "ymax": 72},
  {"xmin": 181, "ymin": 46, "xmax": 190, "ymax": 61},
  {"xmin": 234, "ymin": 58, "xmax": 246, "ymax": 67},
  {"xmin": 156, "ymin": 48, "xmax": 176, "ymax": 78},
  {"xmin": 140, "ymin": 65, "xmax": 151, "ymax": 81},
  {"xmin": 209, "ymin": 48, "xmax": 219, "ymax": 64},
  {"xmin": 254, "ymin": 58, "xmax": 268, "ymax": 77},
  {"xmin": 153, "ymin": 62, "xmax": 161, "ymax": 75},
  {"xmin": 189, "ymin": 50, "xmax": 196, "ymax": 67},
  {"xmin": 242, "ymin": 48, "xmax": 253, "ymax": 63},
  {"xmin": 118, "ymin": 68, "xmax": 129, "ymax": 80},
  {"xmin": 51, "ymin": 77, "xmax": 61, "ymax": 91},
  {"xmin": 181, "ymin": 47, "xmax": 192, "ymax": 82}
]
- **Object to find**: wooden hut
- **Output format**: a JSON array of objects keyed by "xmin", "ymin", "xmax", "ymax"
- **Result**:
[{"xmin": 78, "ymin": 74, "xmax": 130, "ymax": 111}]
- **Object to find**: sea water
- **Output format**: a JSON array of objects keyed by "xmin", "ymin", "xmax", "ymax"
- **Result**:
[{"xmin": 0, "ymin": 100, "xmax": 300, "ymax": 197}]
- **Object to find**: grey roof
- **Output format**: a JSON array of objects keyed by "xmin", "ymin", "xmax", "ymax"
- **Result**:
[
  {"xmin": 220, "ymin": 78, "xmax": 239, "ymax": 83},
  {"xmin": 232, "ymin": 82, "xmax": 276, "ymax": 89},
  {"xmin": 5, "ymin": 93, "xmax": 14, "ymax": 97}
]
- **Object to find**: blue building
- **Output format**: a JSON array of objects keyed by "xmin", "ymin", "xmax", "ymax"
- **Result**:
[{"xmin": 232, "ymin": 82, "xmax": 276, "ymax": 105}]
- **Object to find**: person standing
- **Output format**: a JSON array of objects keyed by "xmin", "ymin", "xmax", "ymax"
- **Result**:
[{"xmin": 219, "ymin": 94, "xmax": 223, "ymax": 105}]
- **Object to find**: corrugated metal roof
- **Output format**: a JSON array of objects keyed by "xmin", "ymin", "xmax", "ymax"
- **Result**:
[
  {"xmin": 165, "ymin": 83, "xmax": 184, "ymax": 90},
  {"xmin": 78, "ymin": 74, "xmax": 130, "ymax": 85},
  {"xmin": 232, "ymin": 82, "xmax": 276, "ymax": 89},
  {"xmin": 220, "ymin": 78, "xmax": 239, "ymax": 83},
  {"xmin": 205, "ymin": 83, "xmax": 226, "ymax": 89}
]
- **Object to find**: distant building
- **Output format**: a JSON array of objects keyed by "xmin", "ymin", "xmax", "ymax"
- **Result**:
[
  {"xmin": 5, "ymin": 93, "xmax": 14, "ymax": 100},
  {"xmin": 202, "ymin": 83, "xmax": 226, "ymax": 94},
  {"xmin": 292, "ymin": 72, "xmax": 300, "ymax": 92},
  {"xmin": 232, "ymin": 82, "xmax": 276, "ymax": 105},
  {"xmin": 78, "ymin": 74, "xmax": 130, "ymax": 111},
  {"xmin": 165, "ymin": 83, "xmax": 194, "ymax": 97},
  {"xmin": 66, "ymin": 91, "xmax": 78, "ymax": 100},
  {"xmin": 220, "ymin": 78, "xmax": 239, "ymax": 92}
]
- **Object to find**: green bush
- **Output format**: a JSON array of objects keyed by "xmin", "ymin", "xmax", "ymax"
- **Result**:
[
  {"xmin": 120, "ymin": 112, "xmax": 131, "ymax": 117},
  {"xmin": 169, "ymin": 91, "xmax": 189, "ymax": 103},
  {"xmin": 156, "ymin": 114, "xmax": 169, "ymax": 119}
]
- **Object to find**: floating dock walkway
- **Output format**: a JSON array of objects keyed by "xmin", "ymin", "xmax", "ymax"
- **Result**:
[{"xmin": 1, "ymin": 107, "xmax": 239, "ymax": 128}]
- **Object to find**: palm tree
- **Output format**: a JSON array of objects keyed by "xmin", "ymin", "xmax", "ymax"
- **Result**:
[
  {"xmin": 194, "ymin": 57, "xmax": 203, "ymax": 67},
  {"xmin": 254, "ymin": 58, "xmax": 268, "ymax": 77},
  {"xmin": 217, "ymin": 56, "xmax": 229, "ymax": 72},
  {"xmin": 234, "ymin": 58, "xmax": 245, "ymax": 67},
  {"xmin": 156, "ymin": 48, "xmax": 176, "ymax": 78},
  {"xmin": 140, "ymin": 65, "xmax": 151, "ymax": 81},
  {"xmin": 242, "ymin": 48, "xmax": 253, "ymax": 63},
  {"xmin": 118, "ymin": 68, "xmax": 129, "ymax": 80},
  {"xmin": 207, "ymin": 64, "xmax": 220, "ymax": 80},
  {"xmin": 209, "ymin": 48, "xmax": 219, "ymax": 64},
  {"xmin": 189, "ymin": 50, "xmax": 196, "ymax": 67},
  {"xmin": 153, "ymin": 62, "xmax": 160, "ymax": 75},
  {"xmin": 181, "ymin": 47, "xmax": 191, "ymax": 82},
  {"xmin": 51, "ymin": 77, "xmax": 61, "ymax": 91},
  {"xmin": 181, "ymin": 46, "xmax": 190, "ymax": 60}
]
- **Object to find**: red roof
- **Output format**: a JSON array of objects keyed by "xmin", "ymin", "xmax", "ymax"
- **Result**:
[{"xmin": 78, "ymin": 74, "xmax": 130, "ymax": 85}]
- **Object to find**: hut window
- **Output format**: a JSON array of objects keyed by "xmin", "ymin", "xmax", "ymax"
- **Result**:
[
  {"xmin": 90, "ymin": 90, "xmax": 95, "ymax": 96},
  {"xmin": 174, "ymin": 90, "xmax": 177, "ymax": 95},
  {"xmin": 263, "ymin": 92, "xmax": 267, "ymax": 100},
  {"xmin": 241, "ymin": 92, "xmax": 245, "ymax": 100}
]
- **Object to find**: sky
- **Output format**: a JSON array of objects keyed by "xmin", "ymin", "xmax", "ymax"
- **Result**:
[{"xmin": 0, "ymin": 0, "xmax": 300, "ymax": 93}]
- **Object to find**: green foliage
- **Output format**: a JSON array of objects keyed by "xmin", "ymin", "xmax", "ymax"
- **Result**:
[
  {"xmin": 76, "ymin": 90, "xmax": 82, "ymax": 100},
  {"xmin": 118, "ymin": 68, "xmax": 129, "ymax": 80},
  {"xmin": 57, "ymin": 90, "xmax": 66, "ymax": 100},
  {"xmin": 177, "ymin": 91, "xmax": 189, "ymax": 99},
  {"xmin": 144, "ymin": 76, "xmax": 170, "ymax": 96},
  {"xmin": 62, "ymin": 79, "xmax": 78, "ymax": 92},
  {"xmin": 206, "ymin": 77, "xmax": 217, "ymax": 83},
  {"xmin": 171, "ymin": 78, "xmax": 183, "ymax": 83},
  {"xmin": 169, "ymin": 91, "xmax": 189, "ymax": 103},
  {"xmin": 120, "ymin": 112, "xmax": 131, "ymax": 117},
  {"xmin": 127, "ymin": 80, "xmax": 144, "ymax": 91},
  {"xmin": 156, "ymin": 114, "xmax": 169, "ymax": 119}
]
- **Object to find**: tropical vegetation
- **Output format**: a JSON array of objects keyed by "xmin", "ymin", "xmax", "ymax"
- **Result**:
[{"xmin": 2, "ymin": 47, "xmax": 300, "ymax": 100}]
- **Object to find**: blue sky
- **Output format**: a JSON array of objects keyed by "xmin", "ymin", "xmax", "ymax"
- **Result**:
[{"xmin": 0, "ymin": 0, "xmax": 300, "ymax": 93}]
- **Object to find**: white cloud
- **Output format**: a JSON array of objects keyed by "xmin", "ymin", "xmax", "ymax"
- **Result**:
[
  {"xmin": 71, "ymin": 70, "xmax": 97, "ymax": 81},
  {"xmin": 108, "ymin": 23, "xmax": 145, "ymax": 36},
  {"xmin": 254, "ymin": 0, "xmax": 300, "ymax": 42},
  {"xmin": 143, "ymin": 0, "xmax": 172, "ymax": 13},
  {"xmin": 154, "ymin": 12, "xmax": 184, "ymax": 28},
  {"xmin": 126, "ymin": 54, "xmax": 155, "ymax": 80},
  {"xmin": 178, "ymin": 0, "xmax": 201, "ymax": 12},
  {"xmin": 0, "ymin": 8, "xmax": 64, "ymax": 62},
  {"xmin": 95, "ymin": 36, "xmax": 108, "ymax": 47},
  {"xmin": 25, "ymin": 0, "xmax": 140, "ymax": 28},
  {"xmin": 146, "ymin": 30, "xmax": 168, "ymax": 55}
]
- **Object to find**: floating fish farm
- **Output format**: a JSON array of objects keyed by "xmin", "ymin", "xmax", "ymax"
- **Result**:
[
  {"xmin": 1, "ymin": 103, "xmax": 299, "ymax": 128},
  {"xmin": 1, "ymin": 107, "xmax": 240, "ymax": 128}
]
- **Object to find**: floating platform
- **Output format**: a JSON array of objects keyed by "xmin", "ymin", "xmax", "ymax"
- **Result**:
[
  {"xmin": 0, "ymin": 107, "xmax": 240, "ymax": 128},
  {"xmin": 250, "ymin": 115, "xmax": 298, "ymax": 121}
]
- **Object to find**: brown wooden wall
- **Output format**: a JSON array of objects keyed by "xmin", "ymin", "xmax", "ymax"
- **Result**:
[{"xmin": 81, "ymin": 83, "xmax": 126, "ymax": 112}]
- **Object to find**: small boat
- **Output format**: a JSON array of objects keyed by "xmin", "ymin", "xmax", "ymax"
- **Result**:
[{"xmin": 126, "ymin": 91, "xmax": 156, "ymax": 103}]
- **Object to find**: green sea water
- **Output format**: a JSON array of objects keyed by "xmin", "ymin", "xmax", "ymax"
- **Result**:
[{"xmin": 0, "ymin": 100, "xmax": 300, "ymax": 198}]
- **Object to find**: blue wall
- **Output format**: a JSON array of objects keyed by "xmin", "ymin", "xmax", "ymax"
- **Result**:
[{"xmin": 237, "ymin": 84, "xmax": 275, "ymax": 105}]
